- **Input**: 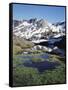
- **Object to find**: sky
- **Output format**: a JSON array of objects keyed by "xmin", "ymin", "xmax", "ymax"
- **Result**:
[{"xmin": 13, "ymin": 4, "xmax": 65, "ymax": 23}]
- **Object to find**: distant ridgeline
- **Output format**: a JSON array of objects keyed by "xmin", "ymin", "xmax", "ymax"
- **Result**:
[{"xmin": 13, "ymin": 18, "xmax": 65, "ymax": 43}]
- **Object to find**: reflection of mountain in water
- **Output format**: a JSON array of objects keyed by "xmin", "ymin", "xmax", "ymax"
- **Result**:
[
  {"xmin": 16, "ymin": 53, "xmax": 60, "ymax": 72},
  {"xmin": 24, "ymin": 60, "xmax": 60, "ymax": 72}
]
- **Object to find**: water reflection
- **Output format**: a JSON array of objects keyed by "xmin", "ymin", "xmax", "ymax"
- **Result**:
[
  {"xmin": 16, "ymin": 53, "xmax": 60, "ymax": 72},
  {"xmin": 24, "ymin": 60, "xmax": 60, "ymax": 72}
]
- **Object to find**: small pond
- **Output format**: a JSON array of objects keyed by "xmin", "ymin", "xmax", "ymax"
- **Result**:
[{"xmin": 16, "ymin": 53, "xmax": 60, "ymax": 72}]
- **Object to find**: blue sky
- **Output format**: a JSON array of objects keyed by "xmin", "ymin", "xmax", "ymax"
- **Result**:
[{"xmin": 13, "ymin": 4, "xmax": 65, "ymax": 23}]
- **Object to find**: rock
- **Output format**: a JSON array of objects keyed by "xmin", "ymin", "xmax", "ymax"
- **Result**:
[
  {"xmin": 54, "ymin": 36, "xmax": 66, "ymax": 49},
  {"xmin": 31, "ymin": 45, "xmax": 52, "ymax": 52}
]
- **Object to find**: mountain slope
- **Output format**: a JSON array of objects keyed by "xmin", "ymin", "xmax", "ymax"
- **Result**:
[{"xmin": 13, "ymin": 19, "xmax": 65, "ymax": 43}]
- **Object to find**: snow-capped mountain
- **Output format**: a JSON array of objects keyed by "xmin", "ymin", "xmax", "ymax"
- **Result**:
[
  {"xmin": 13, "ymin": 20, "xmax": 22, "ymax": 29},
  {"xmin": 52, "ymin": 21, "xmax": 65, "ymax": 33},
  {"xmin": 13, "ymin": 19, "xmax": 65, "ymax": 43}
]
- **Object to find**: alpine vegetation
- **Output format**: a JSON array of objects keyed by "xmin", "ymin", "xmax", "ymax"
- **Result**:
[{"xmin": 12, "ymin": 4, "xmax": 66, "ymax": 87}]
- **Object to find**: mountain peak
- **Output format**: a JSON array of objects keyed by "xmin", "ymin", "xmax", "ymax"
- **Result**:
[{"xmin": 13, "ymin": 19, "xmax": 65, "ymax": 43}]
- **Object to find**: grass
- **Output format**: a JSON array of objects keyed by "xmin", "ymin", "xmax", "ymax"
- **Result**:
[
  {"xmin": 32, "ymin": 57, "xmax": 45, "ymax": 62},
  {"xmin": 13, "ymin": 46, "xmax": 66, "ymax": 86},
  {"xmin": 13, "ymin": 67, "xmax": 41, "ymax": 86},
  {"xmin": 13, "ymin": 45, "xmax": 23, "ymax": 55},
  {"xmin": 13, "ymin": 63, "xmax": 65, "ymax": 86},
  {"xmin": 57, "ymin": 56, "xmax": 65, "ymax": 63},
  {"xmin": 41, "ymin": 64, "xmax": 65, "ymax": 84},
  {"xmin": 13, "ymin": 56, "xmax": 23, "ymax": 68},
  {"xmin": 48, "ymin": 54, "xmax": 64, "ymax": 62},
  {"xmin": 13, "ymin": 35, "xmax": 34, "ymax": 55}
]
